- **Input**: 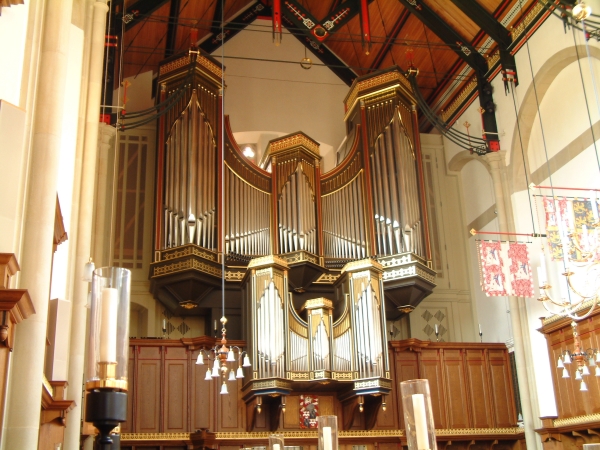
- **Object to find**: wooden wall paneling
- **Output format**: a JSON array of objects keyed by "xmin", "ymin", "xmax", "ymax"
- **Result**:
[
  {"xmin": 375, "ymin": 351, "xmax": 399, "ymax": 429},
  {"xmin": 464, "ymin": 349, "xmax": 493, "ymax": 428},
  {"xmin": 135, "ymin": 346, "xmax": 162, "ymax": 433},
  {"xmin": 163, "ymin": 346, "xmax": 188, "ymax": 432},
  {"xmin": 557, "ymin": 328, "xmax": 586, "ymax": 418},
  {"xmin": 283, "ymin": 395, "xmax": 299, "ymax": 429},
  {"xmin": 393, "ymin": 350, "xmax": 419, "ymax": 429},
  {"xmin": 218, "ymin": 376, "xmax": 245, "ymax": 431},
  {"xmin": 191, "ymin": 349, "xmax": 215, "ymax": 431},
  {"xmin": 578, "ymin": 319, "xmax": 600, "ymax": 415},
  {"xmin": 487, "ymin": 349, "xmax": 516, "ymax": 427},
  {"xmin": 121, "ymin": 346, "xmax": 135, "ymax": 432},
  {"xmin": 419, "ymin": 348, "xmax": 447, "ymax": 429},
  {"xmin": 441, "ymin": 349, "xmax": 471, "ymax": 429},
  {"xmin": 547, "ymin": 329, "xmax": 572, "ymax": 418}
]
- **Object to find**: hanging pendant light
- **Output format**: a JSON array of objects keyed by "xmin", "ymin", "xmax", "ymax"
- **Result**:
[
  {"xmin": 595, "ymin": 366, "xmax": 600, "ymax": 376},
  {"xmin": 196, "ymin": 353, "xmax": 204, "ymax": 365},
  {"xmin": 236, "ymin": 366, "xmax": 244, "ymax": 379},
  {"xmin": 582, "ymin": 365, "xmax": 590, "ymax": 376},
  {"xmin": 220, "ymin": 382, "xmax": 229, "ymax": 395},
  {"xmin": 205, "ymin": 369, "xmax": 212, "ymax": 381},
  {"xmin": 575, "ymin": 370, "xmax": 582, "ymax": 380},
  {"xmin": 580, "ymin": 380, "xmax": 588, "ymax": 391},
  {"xmin": 228, "ymin": 370, "xmax": 236, "ymax": 381},
  {"xmin": 564, "ymin": 352, "xmax": 572, "ymax": 364},
  {"xmin": 243, "ymin": 355, "xmax": 251, "ymax": 367},
  {"xmin": 562, "ymin": 368, "xmax": 570, "ymax": 378},
  {"xmin": 557, "ymin": 357, "xmax": 564, "ymax": 369}
]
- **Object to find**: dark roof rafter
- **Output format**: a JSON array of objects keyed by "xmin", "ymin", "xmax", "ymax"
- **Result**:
[
  {"xmin": 449, "ymin": 0, "xmax": 512, "ymax": 48},
  {"xmin": 124, "ymin": 0, "xmax": 170, "ymax": 31},
  {"xmin": 396, "ymin": 0, "xmax": 488, "ymax": 74}
]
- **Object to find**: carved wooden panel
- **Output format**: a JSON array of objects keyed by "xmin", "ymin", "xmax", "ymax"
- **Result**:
[
  {"xmin": 136, "ymin": 357, "xmax": 161, "ymax": 432},
  {"xmin": 283, "ymin": 395, "xmax": 300, "ymax": 429},
  {"xmin": 191, "ymin": 350, "xmax": 214, "ymax": 431},
  {"xmin": 122, "ymin": 355, "xmax": 135, "ymax": 432},
  {"xmin": 542, "ymin": 314, "xmax": 600, "ymax": 419},
  {"xmin": 488, "ymin": 349, "xmax": 516, "ymax": 427},
  {"xmin": 420, "ymin": 348, "xmax": 447, "ymax": 429},
  {"xmin": 164, "ymin": 359, "xmax": 188, "ymax": 431},
  {"xmin": 465, "ymin": 349, "xmax": 493, "ymax": 428},
  {"xmin": 218, "ymin": 377, "xmax": 244, "ymax": 430},
  {"xmin": 442, "ymin": 350, "xmax": 470, "ymax": 429}
]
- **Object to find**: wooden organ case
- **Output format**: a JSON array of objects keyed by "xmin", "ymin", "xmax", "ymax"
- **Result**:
[{"xmin": 149, "ymin": 53, "xmax": 442, "ymax": 432}]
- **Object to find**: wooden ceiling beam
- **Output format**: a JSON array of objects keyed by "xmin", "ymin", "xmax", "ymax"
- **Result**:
[
  {"xmin": 210, "ymin": 0, "xmax": 226, "ymax": 35},
  {"xmin": 124, "ymin": 0, "xmax": 170, "ymax": 31},
  {"xmin": 450, "ymin": 0, "xmax": 512, "ymax": 48},
  {"xmin": 396, "ymin": 0, "xmax": 487, "ymax": 74},
  {"xmin": 165, "ymin": 0, "xmax": 181, "ymax": 57},
  {"xmin": 369, "ymin": 9, "xmax": 410, "ymax": 71}
]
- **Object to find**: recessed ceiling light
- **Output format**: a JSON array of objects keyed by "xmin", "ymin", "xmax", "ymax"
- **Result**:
[{"xmin": 243, "ymin": 146, "xmax": 255, "ymax": 158}]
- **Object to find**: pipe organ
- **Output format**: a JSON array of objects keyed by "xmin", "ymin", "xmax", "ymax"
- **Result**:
[{"xmin": 150, "ymin": 53, "xmax": 437, "ymax": 429}]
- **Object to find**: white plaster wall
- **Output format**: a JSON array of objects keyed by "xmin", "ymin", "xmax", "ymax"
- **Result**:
[
  {"xmin": 0, "ymin": 102, "xmax": 27, "ymax": 254},
  {"xmin": 0, "ymin": 2, "xmax": 29, "ymax": 106},
  {"xmin": 51, "ymin": 24, "xmax": 84, "ymax": 300},
  {"xmin": 460, "ymin": 160, "xmax": 496, "ymax": 225},
  {"xmin": 214, "ymin": 19, "xmax": 349, "ymax": 154}
]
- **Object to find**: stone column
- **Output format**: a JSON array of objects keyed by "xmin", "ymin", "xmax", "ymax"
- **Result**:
[
  {"xmin": 3, "ymin": 0, "xmax": 74, "ymax": 447},
  {"xmin": 63, "ymin": 2, "xmax": 110, "ymax": 450},
  {"xmin": 484, "ymin": 151, "xmax": 539, "ymax": 450}
]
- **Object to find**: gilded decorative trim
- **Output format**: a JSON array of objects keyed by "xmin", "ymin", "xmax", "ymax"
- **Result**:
[
  {"xmin": 225, "ymin": 270, "xmax": 245, "ymax": 282},
  {"xmin": 553, "ymin": 413, "xmax": 600, "ymax": 427},
  {"xmin": 345, "ymin": 71, "xmax": 412, "ymax": 112},
  {"xmin": 121, "ymin": 433, "xmax": 191, "ymax": 441},
  {"xmin": 435, "ymin": 428, "xmax": 524, "ymax": 436},
  {"xmin": 246, "ymin": 378, "xmax": 293, "ymax": 390},
  {"xmin": 304, "ymin": 298, "xmax": 333, "ymax": 310},
  {"xmin": 287, "ymin": 371, "xmax": 310, "ymax": 380},
  {"xmin": 315, "ymin": 272, "xmax": 340, "ymax": 283},
  {"xmin": 267, "ymin": 133, "xmax": 320, "ymax": 158},
  {"xmin": 487, "ymin": 51, "xmax": 500, "ymax": 71},
  {"xmin": 354, "ymin": 378, "xmax": 392, "ymax": 390},
  {"xmin": 341, "ymin": 259, "xmax": 383, "ymax": 274},
  {"xmin": 122, "ymin": 428, "xmax": 524, "ymax": 442},
  {"xmin": 382, "ymin": 264, "xmax": 436, "ymax": 284},
  {"xmin": 332, "ymin": 371, "xmax": 353, "ymax": 380},
  {"xmin": 152, "ymin": 258, "xmax": 221, "ymax": 278},
  {"xmin": 159, "ymin": 56, "xmax": 191, "ymax": 77},
  {"xmin": 541, "ymin": 299, "xmax": 596, "ymax": 326},
  {"xmin": 247, "ymin": 255, "xmax": 289, "ymax": 270},
  {"xmin": 440, "ymin": 79, "xmax": 478, "ymax": 123},
  {"xmin": 160, "ymin": 245, "xmax": 218, "ymax": 262},
  {"xmin": 280, "ymin": 251, "xmax": 319, "ymax": 265},
  {"xmin": 510, "ymin": 0, "xmax": 546, "ymax": 41}
]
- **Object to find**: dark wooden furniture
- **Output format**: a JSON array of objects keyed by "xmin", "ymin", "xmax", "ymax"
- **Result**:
[
  {"xmin": 536, "ymin": 310, "xmax": 600, "ymax": 448},
  {"xmin": 117, "ymin": 338, "xmax": 524, "ymax": 450}
]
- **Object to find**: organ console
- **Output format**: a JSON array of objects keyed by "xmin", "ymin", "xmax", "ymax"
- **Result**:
[{"xmin": 149, "ymin": 48, "xmax": 437, "ymax": 430}]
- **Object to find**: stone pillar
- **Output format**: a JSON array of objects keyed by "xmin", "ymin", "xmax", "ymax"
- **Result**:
[
  {"xmin": 63, "ymin": 2, "xmax": 110, "ymax": 450},
  {"xmin": 485, "ymin": 151, "xmax": 539, "ymax": 450},
  {"xmin": 3, "ymin": 0, "xmax": 74, "ymax": 447}
]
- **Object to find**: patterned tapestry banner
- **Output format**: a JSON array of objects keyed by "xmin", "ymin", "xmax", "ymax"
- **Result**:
[
  {"xmin": 478, "ymin": 241, "xmax": 534, "ymax": 298},
  {"xmin": 543, "ymin": 196, "xmax": 599, "ymax": 261},
  {"xmin": 479, "ymin": 241, "xmax": 507, "ymax": 297},
  {"xmin": 507, "ymin": 242, "xmax": 534, "ymax": 298},
  {"xmin": 299, "ymin": 394, "xmax": 319, "ymax": 428}
]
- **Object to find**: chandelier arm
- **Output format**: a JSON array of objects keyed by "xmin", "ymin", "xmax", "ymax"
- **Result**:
[{"xmin": 566, "ymin": 296, "xmax": 599, "ymax": 321}]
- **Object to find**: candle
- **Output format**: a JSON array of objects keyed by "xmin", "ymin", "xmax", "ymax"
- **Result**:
[
  {"xmin": 214, "ymin": 319, "xmax": 218, "ymax": 330},
  {"xmin": 412, "ymin": 394, "xmax": 430, "ymax": 450},
  {"xmin": 479, "ymin": 323, "xmax": 482, "ymax": 335},
  {"xmin": 99, "ymin": 287, "xmax": 118, "ymax": 363},
  {"xmin": 434, "ymin": 324, "xmax": 438, "ymax": 335},
  {"xmin": 162, "ymin": 318, "xmax": 166, "ymax": 330},
  {"xmin": 322, "ymin": 426, "xmax": 332, "ymax": 450}
]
